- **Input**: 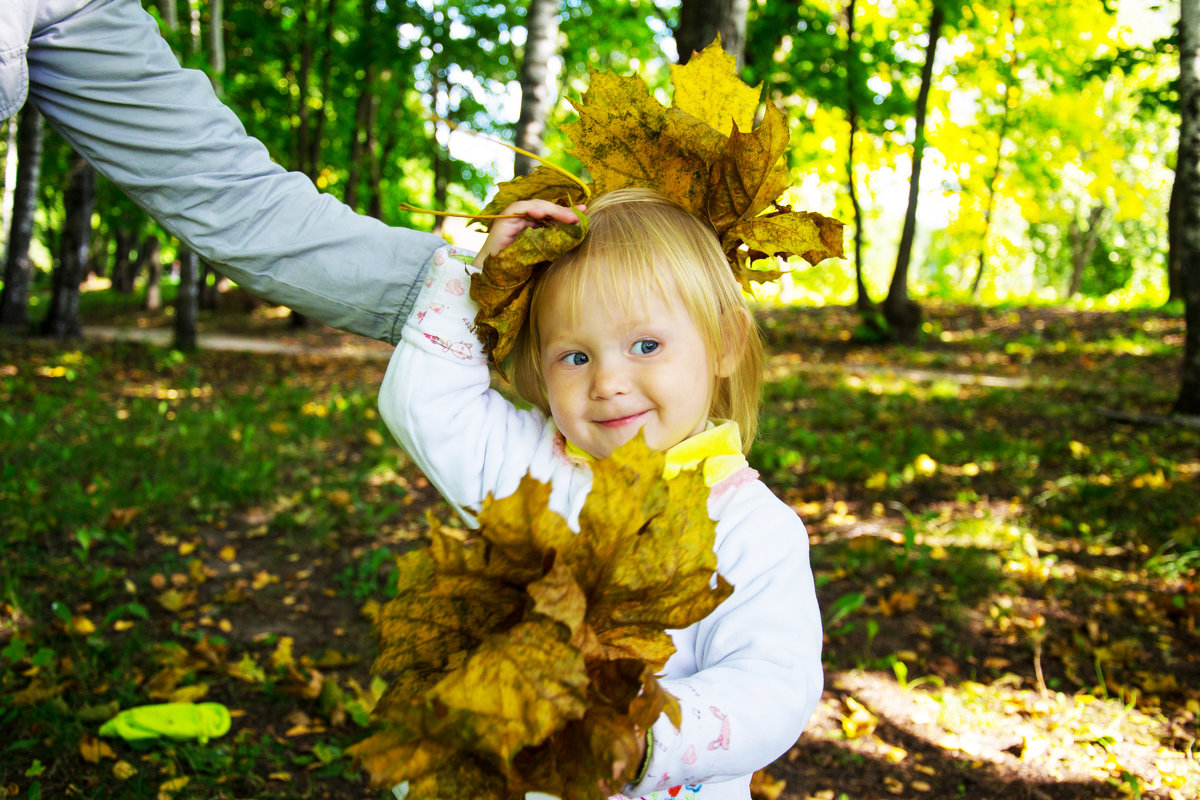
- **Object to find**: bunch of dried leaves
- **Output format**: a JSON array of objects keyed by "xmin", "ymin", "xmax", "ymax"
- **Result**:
[
  {"xmin": 470, "ymin": 39, "xmax": 845, "ymax": 367},
  {"xmin": 350, "ymin": 437, "xmax": 734, "ymax": 800}
]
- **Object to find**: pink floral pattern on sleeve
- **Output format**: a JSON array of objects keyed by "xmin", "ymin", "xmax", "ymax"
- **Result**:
[{"xmin": 407, "ymin": 247, "xmax": 485, "ymax": 364}]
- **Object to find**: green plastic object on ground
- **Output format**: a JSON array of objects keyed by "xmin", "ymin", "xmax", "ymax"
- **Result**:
[{"xmin": 99, "ymin": 702, "xmax": 231, "ymax": 744}]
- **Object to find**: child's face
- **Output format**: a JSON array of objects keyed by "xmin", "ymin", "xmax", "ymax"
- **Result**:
[{"xmin": 536, "ymin": 274, "xmax": 718, "ymax": 460}]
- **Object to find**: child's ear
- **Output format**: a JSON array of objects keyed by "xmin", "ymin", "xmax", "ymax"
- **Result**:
[{"xmin": 716, "ymin": 307, "xmax": 753, "ymax": 378}]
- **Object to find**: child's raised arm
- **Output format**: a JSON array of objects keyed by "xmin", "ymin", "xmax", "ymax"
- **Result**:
[{"xmin": 473, "ymin": 199, "xmax": 584, "ymax": 269}]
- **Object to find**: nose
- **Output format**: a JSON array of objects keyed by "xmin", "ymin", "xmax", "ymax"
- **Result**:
[{"xmin": 589, "ymin": 357, "xmax": 630, "ymax": 400}]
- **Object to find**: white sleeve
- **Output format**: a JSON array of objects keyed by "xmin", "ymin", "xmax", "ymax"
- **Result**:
[
  {"xmin": 627, "ymin": 487, "xmax": 824, "ymax": 795},
  {"xmin": 377, "ymin": 246, "xmax": 552, "ymax": 525}
]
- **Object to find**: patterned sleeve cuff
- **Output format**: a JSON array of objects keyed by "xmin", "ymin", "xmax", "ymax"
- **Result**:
[{"xmin": 402, "ymin": 246, "xmax": 486, "ymax": 365}]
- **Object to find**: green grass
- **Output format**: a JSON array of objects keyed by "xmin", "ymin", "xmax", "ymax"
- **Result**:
[{"xmin": 1, "ymin": 299, "xmax": 1197, "ymax": 799}]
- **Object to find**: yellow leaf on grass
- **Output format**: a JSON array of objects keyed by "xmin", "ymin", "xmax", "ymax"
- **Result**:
[
  {"xmin": 79, "ymin": 735, "xmax": 116, "ymax": 764},
  {"xmin": 272, "ymin": 637, "xmax": 295, "ymax": 672},
  {"xmin": 168, "ymin": 684, "xmax": 210, "ymax": 703},
  {"xmin": 749, "ymin": 768, "xmax": 787, "ymax": 800},
  {"xmin": 112, "ymin": 760, "xmax": 137, "ymax": 780},
  {"xmin": 227, "ymin": 654, "xmax": 266, "ymax": 684},
  {"xmin": 155, "ymin": 590, "xmax": 194, "ymax": 613},
  {"xmin": 159, "ymin": 776, "xmax": 190, "ymax": 795},
  {"xmin": 71, "ymin": 615, "xmax": 96, "ymax": 635},
  {"xmin": 841, "ymin": 696, "xmax": 877, "ymax": 739}
]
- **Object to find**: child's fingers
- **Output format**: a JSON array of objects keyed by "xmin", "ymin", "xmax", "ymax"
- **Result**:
[
  {"xmin": 473, "ymin": 199, "xmax": 585, "ymax": 268},
  {"xmin": 503, "ymin": 199, "xmax": 584, "ymax": 225}
]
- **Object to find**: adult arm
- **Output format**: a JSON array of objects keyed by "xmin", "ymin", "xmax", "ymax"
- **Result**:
[{"xmin": 24, "ymin": 0, "xmax": 445, "ymax": 343}]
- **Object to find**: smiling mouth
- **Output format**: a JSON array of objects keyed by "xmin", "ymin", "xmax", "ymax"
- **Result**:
[{"xmin": 596, "ymin": 411, "xmax": 648, "ymax": 429}]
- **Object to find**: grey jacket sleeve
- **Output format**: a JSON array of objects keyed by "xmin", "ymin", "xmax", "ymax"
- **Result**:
[{"xmin": 23, "ymin": 0, "xmax": 446, "ymax": 344}]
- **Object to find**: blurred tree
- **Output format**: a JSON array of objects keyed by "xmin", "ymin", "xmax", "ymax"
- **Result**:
[
  {"xmin": 39, "ymin": 155, "xmax": 94, "ymax": 338},
  {"xmin": 745, "ymin": 0, "xmax": 910, "ymax": 318},
  {"xmin": 1176, "ymin": 0, "xmax": 1199, "ymax": 415},
  {"xmin": 883, "ymin": 0, "xmax": 946, "ymax": 342},
  {"xmin": 0, "ymin": 104, "xmax": 44, "ymax": 330},
  {"xmin": 514, "ymin": 0, "xmax": 561, "ymax": 176},
  {"xmin": 676, "ymin": 0, "xmax": 750, "ymax": 67}
]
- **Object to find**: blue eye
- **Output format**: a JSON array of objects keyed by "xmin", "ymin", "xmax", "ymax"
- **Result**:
[
  {"xmin": 562, "ymin": 352, "xmax": 589, "ymax": 366},
  {"xmin": 631, "ymin": 340, "xmax": 659, "ymax": 355}
]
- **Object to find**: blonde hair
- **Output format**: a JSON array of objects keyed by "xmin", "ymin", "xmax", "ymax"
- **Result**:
[{"xmin": 508, "ymin": 188, "xmax": 765, "ymax": 453}]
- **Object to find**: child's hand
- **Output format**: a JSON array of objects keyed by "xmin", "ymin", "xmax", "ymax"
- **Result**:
[{"xmin": 472, "ymin": 200, "xmax": 584, "ymax": 269}]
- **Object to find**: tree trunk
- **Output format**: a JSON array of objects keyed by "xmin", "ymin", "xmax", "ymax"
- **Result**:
[
  {"xmin": 513, "ymin": 0, "xmax": 561, "ymax": 176},
  {"xmin": 1, "ymin": 115, "xmax": 18, "ymax": 243},
  {"xmin": 843, "ymin": 0, "xmax": 873, "ymax": 313},
  {"xmin": 40, "ymin": 158, "xmax": 95, "ymax": 338},
  {"xmin": 365, "ymin": 88, "xmax": 383, "ymax": 220},
  {"xmin": 208, "ymin": 0, "xmax": 225, "ymax": 96},
  {"xmin": 111, "ymin": 230, "xmax": 135, "ymax": 293},
  {"xmin": 174, "ymin": 249, "xmax": 199, "ymax": 351},
  {"xmin": 1067, "ymin": 204, "xmax": 1105, "ymax": 298},
  {"xmin": 676, "ymin": 0, "xmax": 751, "ymax": 68},
  {"xmin": 295, "ymin": 0, "xmax": 314, "ymax": 177},
  {"xmin": 345, "ymin": 0, "xmax": 378, "ymax": 211},
  {"xmin": 199, "ymin": 261, "xmax": 221, "ymax": 309},
  {"xmin": 1169, "ymin": 161, "xmax": 1184, "ymax": 303},
  {"xmin": 159, "ymin": 0, "xmax": 179, "ymax": 34},
  {"xmin": 141, "ymin": 237, "xmax": 164, "ymax": 311},
  {"xmin": 0, "ymin": 103, "xmax": 45, "ymax": 330},
  {"xmin": 1175, "ymin": 0, "xmax": 1200, "ymax": 415},
  {"xmin": 187, "ymin": 0, "xmax": 202, "ymax": 55},
  {"xmin": 883, "ymin": 2, "xmax": 944, "ymax": 344},
  {"xmin": 971, "ymin": 3, "xmax": 1017, "ymax": 298},
  {"xmin": 312, "ymin": 0, "xmax": 335, "ymax": 174}
]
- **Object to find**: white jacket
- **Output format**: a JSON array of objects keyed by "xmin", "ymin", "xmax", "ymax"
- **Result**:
[{"xmin": 378, "ymin": 247, "xmax": 823, "ymax": 800}]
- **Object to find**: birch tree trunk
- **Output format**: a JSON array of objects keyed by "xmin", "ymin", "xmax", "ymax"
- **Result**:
[
  {"xmin": 1174, "ymin": 0, "xmax": 1200, "ymax": 414},
  {"xmin": 208, "ymin": 0, "xmax": 225, "ymax": 96},
  {"xmin": 513, "ymin": 0, "xmax": 560, "ymax": 176},
  {"xmin": 0, "ymin": 103, "xmax": 44, "ymax": 329},
  {"xmin": 141, "ymin": 237, "xmax": 164, "ymax": 312}
]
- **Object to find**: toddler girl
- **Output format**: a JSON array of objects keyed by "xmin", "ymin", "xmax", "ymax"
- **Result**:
[{"xmin": 378, "ymin": 188, "xmax": 823, "ymax": 800}]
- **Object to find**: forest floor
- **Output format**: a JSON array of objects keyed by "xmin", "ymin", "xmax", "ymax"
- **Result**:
[{"xmin": 2, "ymin": 294, "xmax": 1198, "ymax": 800}]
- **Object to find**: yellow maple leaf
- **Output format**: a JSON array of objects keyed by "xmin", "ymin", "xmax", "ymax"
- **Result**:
[
  {"xmin": 478, "ymin": 165, "xmax": 589, "ymax": 219},
  {"xmin": 670, "ymin": 37, "xmax": 761, "ymax": 136},
  {"xmin": 721, "ymin": 207, "xmax": 845, "ymax": 272},
  {"xmin": 353, "ymin": 435, "xmax": 730, "ymax": 799}
]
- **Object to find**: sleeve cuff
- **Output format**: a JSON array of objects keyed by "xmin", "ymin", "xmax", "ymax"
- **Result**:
[{"xmin": 402, "ymin": 246, "xmax": 486, "ymax": 364}]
